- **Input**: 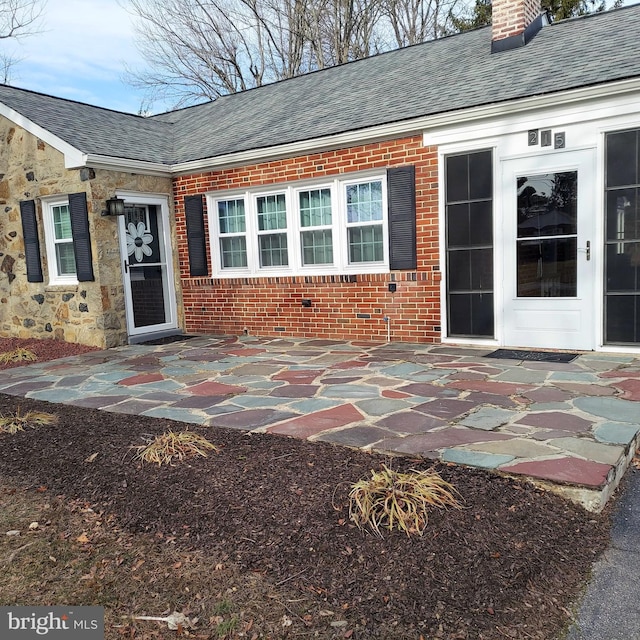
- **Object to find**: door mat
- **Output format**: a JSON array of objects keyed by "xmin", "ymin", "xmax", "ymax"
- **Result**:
[
  {"xmin": 139, "ymin": 334, "xmax": 198, "ymax": 346},
  {"xmin": 485, "ymin": 349, "xmax": 579, "ymax": 363}
]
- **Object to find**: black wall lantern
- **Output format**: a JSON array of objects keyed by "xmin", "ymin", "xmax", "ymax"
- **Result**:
[{"xmin": 101, "ymin": 196, "xmax": 126, "ymax": 217}]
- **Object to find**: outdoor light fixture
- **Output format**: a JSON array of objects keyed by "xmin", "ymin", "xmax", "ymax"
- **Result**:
[{"xmin": 101, "ymin": 196, "xmax": 126, "ymax": 217}]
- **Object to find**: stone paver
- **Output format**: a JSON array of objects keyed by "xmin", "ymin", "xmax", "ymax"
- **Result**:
[
  {"xmin": 460, "ymin": 407, "xmax": 518, "ymax": 431},
  {"xmin": 594, "ymin": 422, "xmax": 640, "ymax": 445},
  {"xmin": 516, "ymin": 412, "xmax": 594, "ymax": 433},
  {"xmin": 574, "ymin": 397, "xmax": 640, "ymax": 423},
  {"xmin": 466, "ymin": 438, "xmax": 559, "ymax": 458},
  {"xmin": 266, "ymin": 404, "xmax": 363, "ymax": 438},
  {"xmin": 442, "ymin": 449, "xmax": 515, "ymax": 469},
  {"xmin": 500, "ymin": 457, "xmax": 613, "ymax": 488},
  {"xmin": 549, "ymin": 438, "xmax": 624, "ymax": 465},
  {"xmin": 376, "ymin": 427, "xmax": 513, "ymax": 455}
]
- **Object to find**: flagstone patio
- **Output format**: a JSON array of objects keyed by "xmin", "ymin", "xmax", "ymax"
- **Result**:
[{"xmin": 1, "ymin": 335, "xmax": 639, "ymax": 511}]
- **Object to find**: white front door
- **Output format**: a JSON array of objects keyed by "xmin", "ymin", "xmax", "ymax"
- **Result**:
[
  {"xmin": 117, "ymin": 194, "xmax": 178, "ymax": 339},
  {"xmin": 501, "ymin": 150, "xmax": 597, "ymax": 350}
]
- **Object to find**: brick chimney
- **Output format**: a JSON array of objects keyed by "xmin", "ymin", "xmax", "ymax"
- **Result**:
[{"xmin": 491, "ymin": 0, "xmax": 545, "ymax": 53}]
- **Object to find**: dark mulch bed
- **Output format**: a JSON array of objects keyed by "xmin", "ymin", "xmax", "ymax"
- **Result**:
[{"xmin": 0, "ymin": 339, "xmax": 613, "ymax": 639}]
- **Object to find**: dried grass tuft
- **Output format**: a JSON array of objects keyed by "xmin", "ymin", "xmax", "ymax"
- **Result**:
[
  {"xmin": 0, "ymin": 409, "xmax": 58, "ymax": 434},
  {"xmin": 133, "ymin": 430, "xmax": 220, "ymax": 466},
  {"xmin": 349, "ymin": 464, "xmax": 462, "ymax": 537},
  {"xmin": 0, "ymin": 348, "xmax": 37, "ymax": 365}
]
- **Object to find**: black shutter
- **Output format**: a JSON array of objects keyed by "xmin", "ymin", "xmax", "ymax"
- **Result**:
[
  {"xmin": 387, "ymin": 166, "xmax": 417, "ymax": 270},
  {"xmin": 19, "ymin": 200, "xmax": 44, "ymax": 283},
  {"xmin": 68, "ymin": 192, "xmax": 94, "ymax": 282},
  {"xmin": 184, "ymin": 195, "xmax": 208, "ymax": 277}
]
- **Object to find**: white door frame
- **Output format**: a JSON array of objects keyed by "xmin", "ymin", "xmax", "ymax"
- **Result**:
[
  {"xmin": 499, "ymin": 149, "xmax": 598, "ymax": 350},
  {"xmin": 116, "ymin": 191, "xmax": 178, "ymax": 339}
]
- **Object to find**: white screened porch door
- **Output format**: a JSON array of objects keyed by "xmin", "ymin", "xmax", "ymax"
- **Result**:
[{"xmin": 501, "ymin": 150, "xmax": 597, "ymax": 350}]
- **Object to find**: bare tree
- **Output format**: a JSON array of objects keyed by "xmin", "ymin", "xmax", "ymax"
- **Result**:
[
  {"xmin": 0, "ymin": 0, "xmax": 43, "ymax": 39},
  {"xmin": 0, "ymin": 0, "xmax": 45, "ymax": 83},
  {"xmin": 124, "ymin": 0, "xmax": 462, "ymax": 109}
]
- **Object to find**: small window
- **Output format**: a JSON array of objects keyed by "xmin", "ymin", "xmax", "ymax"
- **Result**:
[
  {"xmin": 43, "ymin": 198, "xmax": 77, "ymax": 284},
  {"xmin": 257, "ymin": 193, "xmax": 288, "ymax": 267},
  {"xmin": 218, "ymin": 198, "xmax": 247, "ymax": 268},
  {"xmin": 346, "ymin": 180, "xmax": 384, "ymax": 263},
  {"xmin": 299, "ymin": 188, "xmax": 333, "ymax": 266}
]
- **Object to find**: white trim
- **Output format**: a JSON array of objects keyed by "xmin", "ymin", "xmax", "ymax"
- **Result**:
[
  {"xmin": 424, "ymin": 90, "xmax": 640, "ymax": 148},
  {"xmin": 83, "ymin": 155, "xmax": 172, "ymax": 176}
]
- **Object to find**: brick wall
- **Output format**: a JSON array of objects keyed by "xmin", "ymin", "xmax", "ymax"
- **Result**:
[
  {"xmin": 174, "ymin": 136, "xmax": 442, "ymax": 344},
  {"xmin": 492, "ymin": 0, "xmax": 541, "ymax": 42}
]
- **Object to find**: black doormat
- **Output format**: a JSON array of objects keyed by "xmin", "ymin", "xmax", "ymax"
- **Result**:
[
  {"xmin": 485, "ymin": 349, "xmax": 579, "ymax": 363},
  {"xmin": 139, "ymin": 334, "xmax": 198, "ymax": 346}
]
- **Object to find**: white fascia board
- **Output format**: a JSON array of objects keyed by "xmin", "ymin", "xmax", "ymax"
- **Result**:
[
  {"xmin": 0, "ymin": 102, "xmax": 86, "ymax": 168},
  {"xmin": 172, "ymin": 78, "xmax": 640, "ymax": 175},
  {"xmin": 83, "ymin": 154, "xmax": 172, "ymax": 177},
  {"xmin": 171, "ymin": 122, "xmax": 425, "ymax": 175}
]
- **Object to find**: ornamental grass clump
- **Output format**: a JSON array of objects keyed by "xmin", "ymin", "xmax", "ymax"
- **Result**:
[
  {"xmin": 349, "ymin": 464, "xmax": 462, "ymax": 537},
  {"xmin": 0, "ymin": 348, "xmax": 37, "ymax": 364},
  {"xmin": 133, "ymin": 430, "xmax": 219, "ymax": 466},
  {"xmin": 0, "ymin": 408, "xmax": 58, "ymax": 434}
]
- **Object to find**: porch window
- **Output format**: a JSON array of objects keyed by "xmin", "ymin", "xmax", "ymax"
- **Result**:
[
  {"xmin": 43, "ymin": 198, "xmax": 77, "ymax": 285},
  {"xmin": 604, "ymin": 128, "xmax": 640, "ymax": 344},
  {"xmin": 445, "ymin": 150, "xmax": 494, "ymax": 338}
]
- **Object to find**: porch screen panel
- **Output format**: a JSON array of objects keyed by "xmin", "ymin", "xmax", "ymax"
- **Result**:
[
  {"xmin": 445, "ymin": 150, "xmax": 494, "ymax": 337},
  {"xmin": 605, "ymin": 129, "xmax": 640, "ymax": 344}
]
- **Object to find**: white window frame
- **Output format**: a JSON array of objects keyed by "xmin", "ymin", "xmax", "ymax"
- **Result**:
[
  {"xmin": 42, "ymin": 196, "xmax": 78, "ymax": 286},
  {"xmin": 207, "ymin": 172, "xmax": 389, "ymax": 277}
]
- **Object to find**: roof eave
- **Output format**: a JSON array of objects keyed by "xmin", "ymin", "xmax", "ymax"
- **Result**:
[
  {"xmin": 83, "ymin": 154, "xmax": 172, "ymax": 177},
  {"xmin": 171, "ymin": 77, "xmax": 640, "ymax": 175}
]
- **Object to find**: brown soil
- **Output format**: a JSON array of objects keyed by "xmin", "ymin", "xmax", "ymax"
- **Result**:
[{"xmin": 0, "ymin": 338, "xmax": 613, "ymax": 639}]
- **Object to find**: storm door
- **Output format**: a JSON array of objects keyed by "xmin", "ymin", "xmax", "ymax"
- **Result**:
[
  {"xmin": 502, "ymin": 151, "xmax": 596, "ymax": 350},
  {"xmin": 118, "ymin": 195, "xmax": 177, "ymax": 338}
]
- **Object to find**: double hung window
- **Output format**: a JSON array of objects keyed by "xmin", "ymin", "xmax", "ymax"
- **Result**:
[{"xmin": 43, "ymin": 198, "xmax": 77, "ymax": 284}]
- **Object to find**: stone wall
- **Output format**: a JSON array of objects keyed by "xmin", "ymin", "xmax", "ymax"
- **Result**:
[{"xmin": 0, "ymin": 116, "xmax": 176, "ymax": 348}]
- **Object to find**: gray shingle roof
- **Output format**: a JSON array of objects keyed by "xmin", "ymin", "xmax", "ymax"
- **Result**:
[
  {"xmin": 2, "ymin": 4, "xmax": 640, "ymax": 168},
  {"xmin": 165, "ymin": 4, "xmax": 640, "ymax": 163},
  {"xmin": 0, "ymin": 85, "xmax": 173, "ymax": 163}
]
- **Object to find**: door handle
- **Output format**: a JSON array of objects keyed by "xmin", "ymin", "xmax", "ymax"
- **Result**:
[
  {"xmin": 579, "ymin": 241, "xmax": 591, "ymax": 261},
  {"xmin": 124, "ymin": 260, "xmax": 129, "ymax": 273}
]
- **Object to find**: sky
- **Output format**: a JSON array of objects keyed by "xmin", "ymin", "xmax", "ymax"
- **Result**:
[{"xmin": 6, "ymin": 0, "xmax": 153, "ymax": 114}]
